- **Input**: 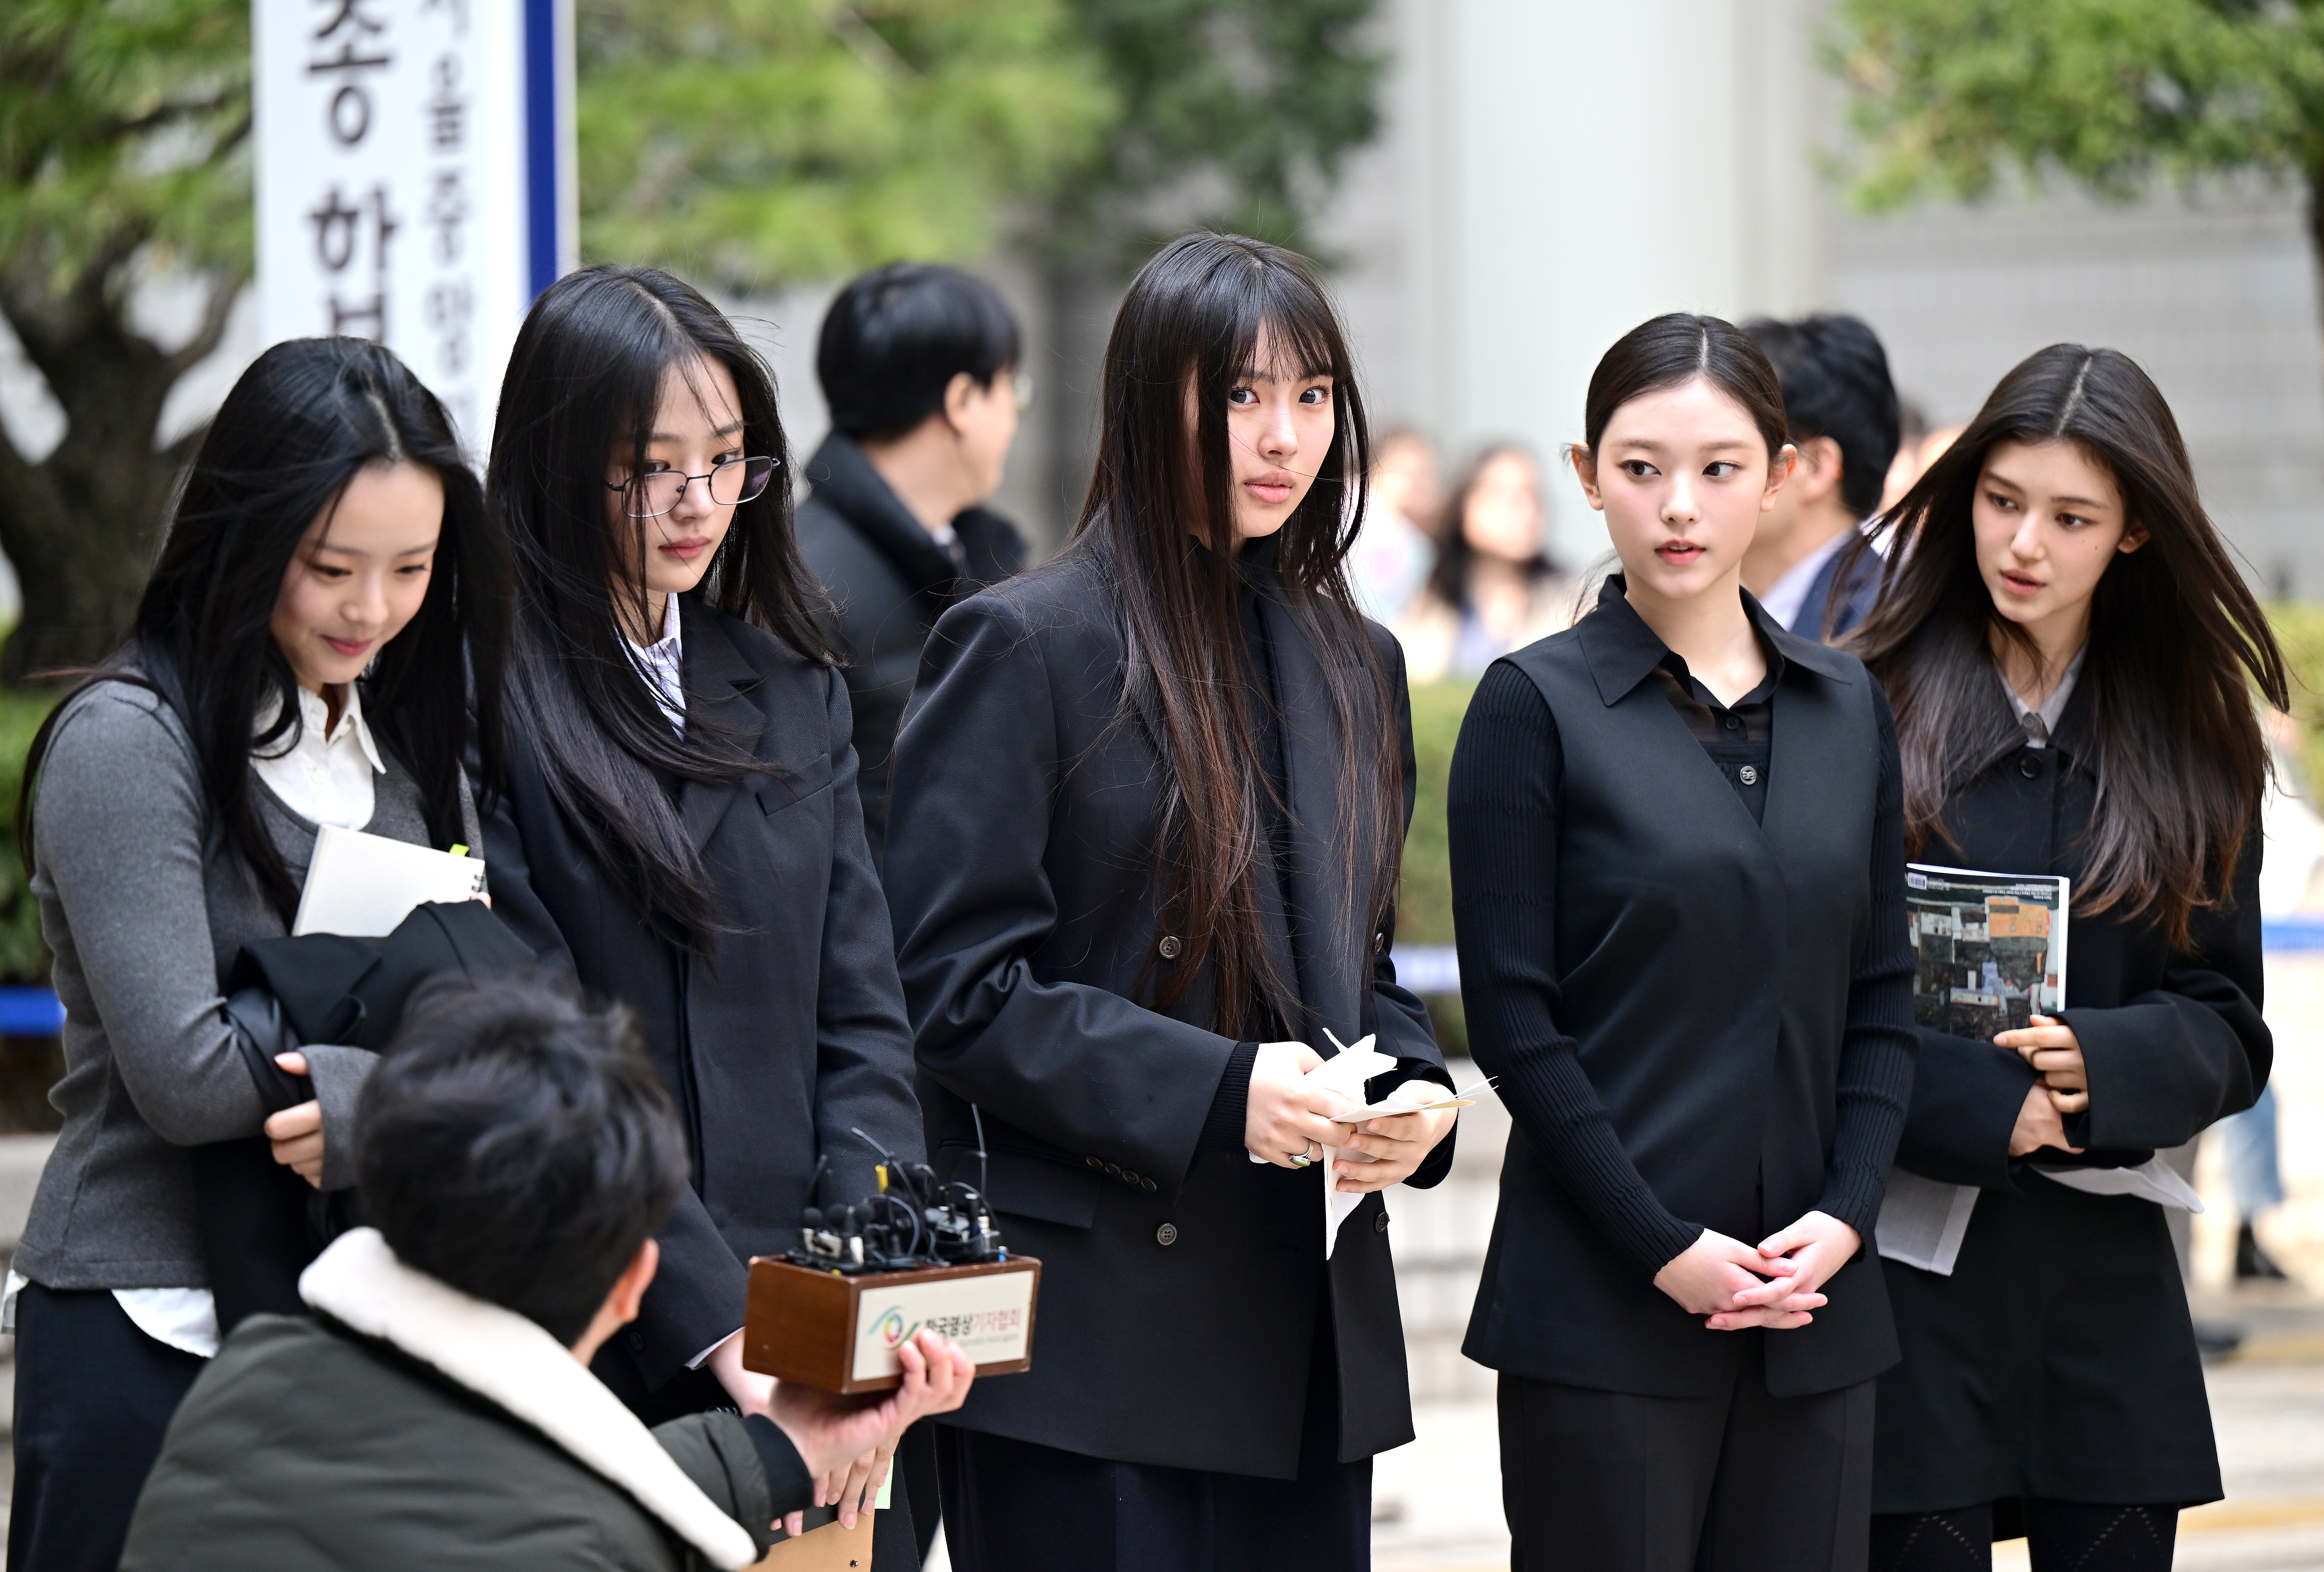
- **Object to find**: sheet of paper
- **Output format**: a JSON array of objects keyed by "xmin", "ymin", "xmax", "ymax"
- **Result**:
[
  {"xmin": 2033, "ymin": 1157, "xmax": 2204, "ymax": 1212},
  {"xmin": 292, "ymin": 823, "xmax": 487, "ymax": 937},
  {"xmin": 1312, "ymin": 1030, "xmax": 1398, "ymax": 1259},
  {"xmin": 1875, "ymin": 1167, "xmax": 1981, "ymax": 1275},
  {"xmin": 1328, "ymin": 1078, "xmax": 1493, "ymax": 1123}
]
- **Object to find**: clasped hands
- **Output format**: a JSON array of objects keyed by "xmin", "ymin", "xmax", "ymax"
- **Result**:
[
  {"xmin": 1653, "ymin": 1212, "xmax": 1863, "ymax": 1331},
  {"xmin": 1997, "ymin": 1013, "xmax": 2087, "ymax": 1158},
  {"xmin": 1244, "ymin": 1041, "xmax": 1457, "ymax": 1193}
]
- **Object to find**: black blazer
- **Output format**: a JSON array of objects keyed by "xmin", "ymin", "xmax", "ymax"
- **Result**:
[
  {"xmin": 1872, "ymin": 678, "xmax": 2268, "ymax": 1514},
  {"xmin": 482, "ymin": 596, "xmax": 925, "ymax": 1395},
  {"xmin": 1452, "ymin": 592, "xmax": 1914, "ymax": 1400},
  {"xmin": 882, "ymin": 548, "xmax": 1452, "ymax": 1479},
  {"xmin": 794, "ymin": 432, "xmax": 1025, "ymax": 858}
]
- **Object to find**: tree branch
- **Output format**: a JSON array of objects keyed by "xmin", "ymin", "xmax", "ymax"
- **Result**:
[{"xmin": 165, "ymin": 273, "xmax": 240, "ymax": 377}]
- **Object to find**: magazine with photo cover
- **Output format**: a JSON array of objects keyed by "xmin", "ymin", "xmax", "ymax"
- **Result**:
[
  {"xmin": 1906, "ymin": 864, "xmax": 2070, "ymax": 1039},
  {"xmin": 1878, "ymin": 864, "xmax": 2071, "ymax": 1276}
]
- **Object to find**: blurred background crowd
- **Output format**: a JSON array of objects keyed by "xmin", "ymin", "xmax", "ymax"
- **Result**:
[{"xmin": 16, "ymin": 0, "xmax": 2324, "ymax": 1564}]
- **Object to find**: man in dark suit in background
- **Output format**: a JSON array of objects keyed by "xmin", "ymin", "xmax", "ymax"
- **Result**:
[
  {"xmin": 796, "ymin": 265, "xmax": 1029, "ymax": 861},
  {"xmin": 1740, "ymin": 314, "xmax": 1901, "ymax": 642}
]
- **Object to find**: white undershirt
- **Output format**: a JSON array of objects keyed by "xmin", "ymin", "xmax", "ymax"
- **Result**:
[
  {"xmin": 1757, "ymin": 530, "xmax": 1851, "ymax": 632},
  {"xmin": 633, "ymin": 595, "xmax": 686, "ymax": 733},
  {"xmin": 1999, "ymin": 645, "xmax": 2088, "ymax": 749}
]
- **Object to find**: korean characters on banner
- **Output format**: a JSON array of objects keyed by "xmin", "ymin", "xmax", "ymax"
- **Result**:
[{"xmin": 254, "ymin": 0, "xmax": 573, "ymax": 455}]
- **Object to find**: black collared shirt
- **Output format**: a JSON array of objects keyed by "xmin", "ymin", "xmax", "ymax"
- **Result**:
[{"xmin": 1582, "ymin": 577, "xmax": 1784, "ymax": 824}]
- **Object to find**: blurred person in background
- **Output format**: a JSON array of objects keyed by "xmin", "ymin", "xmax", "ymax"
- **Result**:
[
  {"xmin": 1345, "ymin": 427, "xmax": 1439, "ymax": 622},
  {"xmin": 797, "ymin": 263, "xmax": 1029, "ymax": 862},
  {"xmin": 1741, "ymin": 316, "xmax": 1901, "ymax": 641},
  {"xmin": 1880, "ymin": 418, "xmax": 1966, "ymax": 515},
  {"xmin": 1848, "ymin": 345, "xmax": 2281, "ymax": 1572},
  {"xmin": 1397, "ymin": 444, "xmax": 1575, "ymax": 682}
]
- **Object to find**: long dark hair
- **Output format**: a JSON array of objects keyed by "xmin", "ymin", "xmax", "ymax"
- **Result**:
[
  {"xmin": 1068, "ymin": 232, "xmax": 1397, "ymax": 1038},
  {"xmin": 20, "ymin": 337, "xmax": 509, "ymax": 920},
  {"xmin": 1578, "ymin": 312, "xmax": 1790, "ymax": 470},
  {"xmin": 1844, "ymin": 344, "xmax": 2288, "ymax": 945},
  {"xmin": 489, "ymin": 265, "xmax": 837, "ymax": 954},
  {"xmin": 1424, "ymin": 442, "xmax": 1559, "ymax": 611}
]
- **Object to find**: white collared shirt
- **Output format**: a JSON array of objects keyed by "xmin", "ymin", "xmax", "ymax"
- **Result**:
[
  {"xmin": 1758, "ymin": 531, "xmax": 1852, "ymax": 632},
  {"xmin": 253, "ymin": 683, "xmax": 385, "ymax": 829},
  {"xmin": 633, "ymin": 594, "xmax": 685, "ymax": 733}
]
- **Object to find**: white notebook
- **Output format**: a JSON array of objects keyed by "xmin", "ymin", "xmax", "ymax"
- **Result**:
[{"xmin": 292, "ymin": 824, "xmax": 487, "ymax": 938}]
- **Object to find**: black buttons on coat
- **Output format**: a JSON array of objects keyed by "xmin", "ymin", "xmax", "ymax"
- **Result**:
[
  {"xmin": 2018, "ymin": 755, "xmax": 2045, "ymax": 780},
  {"xmin": 1155, "ymin": 1222, "xmax": 1179, "ymax": 1246},
  {"xmin": 1087, "ymin": 1154, "xmax": 1159, "ymax": 1193},
  {"xmin": 1158, "ymin": 935, "xmax": 1182, "ymax": 960},
  {"xmin": 1375, "ymin": 1212, "xmax": 1390, "ymax": 1233}
]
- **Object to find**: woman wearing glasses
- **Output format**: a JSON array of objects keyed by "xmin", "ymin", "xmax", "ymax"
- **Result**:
[{"xmin": 478, "ymin": 266, "xmax": 930, "ymax": 1554}]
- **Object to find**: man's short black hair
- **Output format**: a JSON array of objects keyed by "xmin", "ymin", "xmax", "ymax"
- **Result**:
[
  {"xmin": 1741, "ymin": 314, "xmax": 1901, "ymax": 518},
  {"xmin": 354, "ymin": 978, "xmax": 689, "ymax": 1346},
  {"xmin": 818, "ymin": 263, "xmax": 1021, "ymax": 442}
]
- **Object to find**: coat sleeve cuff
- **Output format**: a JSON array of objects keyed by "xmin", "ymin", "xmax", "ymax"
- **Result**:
[
  {"xmin": 744, "ymin": 1414, "xmax": 817, "ymax": 1518},
  {"xmin": 1199, "ymin": 1041, "xmax": 1260, "ymax": 1151},
  {"xmin": 1894, "ymin": 1030, "xmax": 2039, "ymax": 1189},
  {"xmin": 300, "ymin": 1044, "xmax": 378, "ymax": 1193}
]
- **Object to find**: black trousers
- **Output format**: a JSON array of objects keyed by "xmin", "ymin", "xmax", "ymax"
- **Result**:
[
  {"xmin": 936, "ymin": 1302, "xmax": 1368, "ymax": 1572},
  {"xmin": 1871, "ymin": 1500, "xmax": 2178, "ymax": 1571},
  {"xmin": 8, "ymin": 1284, "xmax": 206, "ymax": 1572},
  {"xmin": 1498, "ymin": 1340, "xmax": 1876, "ymax": 1572}
]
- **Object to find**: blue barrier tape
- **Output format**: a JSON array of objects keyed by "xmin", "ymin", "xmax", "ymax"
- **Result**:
[{"xmin": 0, "ymin": 916, "xmax": 2314, "ymax": 1033}]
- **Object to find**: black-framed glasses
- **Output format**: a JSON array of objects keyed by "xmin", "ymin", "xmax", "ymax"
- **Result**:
[{"xmin": 606, "ymin": 455, "xmax": 778, "ymax": 518}]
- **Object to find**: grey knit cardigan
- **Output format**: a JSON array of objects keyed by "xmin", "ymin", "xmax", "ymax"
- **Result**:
[{"xmin": 13, "ymin": 679, "xmax": 473, "ymax": 1291}]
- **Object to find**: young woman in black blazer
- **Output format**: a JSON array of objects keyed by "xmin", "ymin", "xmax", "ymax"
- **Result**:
[
  {"xmin": 1448, "ymin": 314, "xmax": 1916, "ymax": 1572},
  {"xmin": 477, "ymin": 266, "xmax": 930, "ymax": 1546},
  {"xmin": 882, "ymin": 232, "xmax": 1457, "ymax": 1570},
  {"xmin": 1846, "ymin": 347, "xmax": 2283, "ymax": 1572}
]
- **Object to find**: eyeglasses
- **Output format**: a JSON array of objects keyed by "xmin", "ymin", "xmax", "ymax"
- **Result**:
[{"xmin": 606, "ymin": 455, "xmax": 778, "ymax": 519}]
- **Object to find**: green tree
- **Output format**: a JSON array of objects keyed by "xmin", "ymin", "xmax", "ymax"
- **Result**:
[
  {"xmin": 576, "ymin": 0, "xmax": 1115, "ymax": 288},
  {"xmin": 0, "ymin": 0, "xmax": 251, "ymax": 680},
  {"xmin": 1834, "ymin": 0, "xmax": 2324, "ymax": 257},
  {"xmin": 1030, "ymin": 0, "xmax": 1388, "ymax": 524}
]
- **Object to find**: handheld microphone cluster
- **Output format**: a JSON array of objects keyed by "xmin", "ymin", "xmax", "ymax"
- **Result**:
[{"xmin": 789, "ymin": 1128, "xmax": 1005, "ymax": 1275}]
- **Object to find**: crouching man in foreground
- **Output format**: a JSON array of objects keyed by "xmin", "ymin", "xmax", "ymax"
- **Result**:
[{"xmin": 121, "ymin": 978, "xmax": 973, "ymax": 1571}]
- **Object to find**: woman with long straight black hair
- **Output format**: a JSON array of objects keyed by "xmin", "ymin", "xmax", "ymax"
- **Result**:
[
  {"xmin": 881, "ymin": 232, "xmax": 1456, "ymax": 1571},
  {"xmin": 1846, "ymin": 347, "xmax": 2282, "ymax": 1572},
  {"xmin": 8, "ymin": 337, "xmax": 508, "ymax": 1571},
  {"xmin": 476, "ymin": 265, "xmax": 931, "ymax": 1550},
  {"xmin": 1448, "ymin": 314, "xmax": 1916, "ymax": 1572}
]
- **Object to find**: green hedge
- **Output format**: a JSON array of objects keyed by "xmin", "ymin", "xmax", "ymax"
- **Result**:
[{"xmin": 0, "ymin": 689, "xmax": 51, "ymax": 987}]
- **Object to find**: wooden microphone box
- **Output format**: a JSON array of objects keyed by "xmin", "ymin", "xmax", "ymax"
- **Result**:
[{"xmin": 743, "ymin": 1256, "xmax": 1041, "ymax": 1395}]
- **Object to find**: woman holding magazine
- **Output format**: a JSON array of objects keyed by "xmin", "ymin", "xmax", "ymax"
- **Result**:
[
  {"xmin": 1844, "ymin": 345, "xmax": 2283, "ymax": 1571},
  {"xmin": 881, "ymin": 232, "xmax": 1457, "ymax": 1569},
  {"xmin": 7, "ymin": 338, "xmax": 510, "ymax": 1571},
  {"xmin": 475, "ymin": 265, "xmax": 930, "ymax": 1554},
  {"xmin": 1447, "ymin": 313, "xmax": 1917, "ymax": 1572}
]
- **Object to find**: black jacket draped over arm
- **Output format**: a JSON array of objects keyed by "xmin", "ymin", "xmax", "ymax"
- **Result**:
[{"xmin": 881, "ymin": 544, "xmax": 1448, "ymax": 1479}]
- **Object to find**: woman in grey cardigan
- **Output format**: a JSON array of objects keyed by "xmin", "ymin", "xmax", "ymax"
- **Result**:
[{"xmin": 6, "ymin": 338, "xmax": 510, "ymax": 1572}]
